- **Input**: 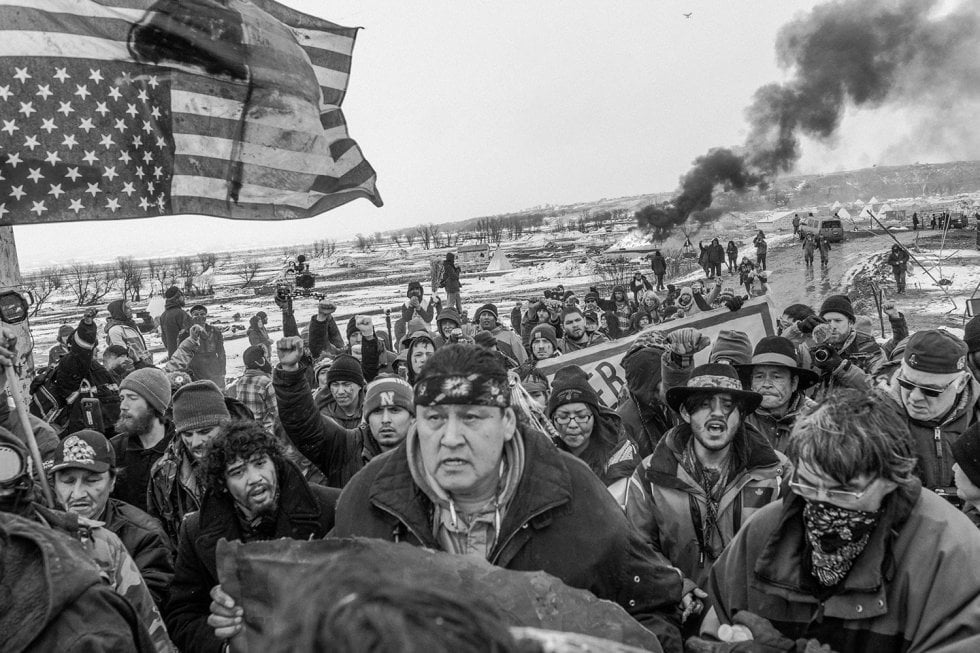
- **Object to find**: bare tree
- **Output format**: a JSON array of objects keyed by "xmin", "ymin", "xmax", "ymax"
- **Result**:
[
  {"xmin": 25, "ymin": 266, "xmax": 64, "ymax": 316},
  {"xmin": 117, "ymin": 256, "xmax": 145, "ymax": 302},
  {"xmin": 323, "ymin": 239, "xmax": 336, "ymax": 259},
  {"xmin": 391, "ymin": 233, "xmax": 402, "ymax": 247},
  {"xmin": 235, "ymin": 257, "xmax": 261, "ymax": 287},
  {"xmin": 197, "ymin": 252, "xmax": 217, "ymax": 272},
  {"xmin": 373, "ymin": 232, "xmax": 386, "ymax": 247},
  {"xmin": 355, "ymin": 233, "xmax": 371, "ymax": 252},
  {"xmin": 592, "ymin": 256, "xmax": 635, "ymax": 293},
  {"xmin": 147, "ymin": 258, "xmax": 176, "ymax": 293},
  {"xmin": 175, "ymin": 256, "xmax": 196, "ymax": 293},
  {"xmin": 66, "ymin": 263, "xmax": 116, "ymax": 306},
  {"xmin": 404, "ymin": 230, "xmax": 416, "ymax": 247}
]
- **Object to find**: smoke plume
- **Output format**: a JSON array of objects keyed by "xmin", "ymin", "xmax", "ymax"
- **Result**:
[{"xmin": 638, "ymin": 0, "xmax": 980, "ymax": 236}]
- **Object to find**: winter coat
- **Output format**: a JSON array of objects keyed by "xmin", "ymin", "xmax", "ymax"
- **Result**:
[
  {"xmin": 159, "ymin": 298, "xmax": 190, "ymax": 356},
  {"xmin": 706, "ymin": 483, "xmax": 980, "ymax": 653},
  {"xmin": 165, "ymin": 463, "xmax": 339, "ymax": 653},
  {"xmin": 0, "ymin": 512, "xmax": 156, "ymax": 653},
  {"xmin": 308, "ymin": 314, "xmax": 344, "ymax": 358},
  {"xmin": 618, "ymin": 346, "xmax": 673, "ymax": 459},
  {"xmin": 332, "ymin": 428, "xmax": 685, "ymax": 653},
  {"xmin": 226, "ymin": 369, "xmax": 278, "ymax": 435},
  {"xmin": 110, "ymin": 430, "xmax": 173, "ymax": 514},
  {"xmin": 558, "ymin": 330, "xmax": 609, "ymax": 353},
  {"xmin": 183, "ymin": 325, "xmax": 226, "ymax": 387},
  {"xmin": 753, "ymin": 234, "xmax": 767, "ymax": 252},
  {"xmin": 629, "ymin": 276, "xmax": 653, "ymax": 301},
  {"xmin": 837, "ymin": 329, "xmax": 885, "ymax": 375},
  {"xmin": 726, "ymin": 243, "xmax": 738, "ymax": 261},
  {"xmin": 146, "ymin": 439, "xmax": 201, "ymax": 545},
  {"xmin": 597, "ymin": 286, "xmax": 635, "ymax": 322},
  {"xmin": 884, "ymin": 374, "xmax": 980, "ymax": 490},
  {"xmin": 651, "ymin": 253, "xmax": 668, "ymax": 275},
  {"xmin": 817, "ymin": 237, "xmax": 831, "ymax": 256},
  {"xmin": 106, "ymin": 300, "xmax": 151, "ymax": 365},
  {"xmin": 886, "ymin": 247, "xmax": 910, "ymax": 272},
  {"xmin": 623, "ymin": 423, "xmax": 789, "ymax": 590},
  {"xmin": 314, "ymin": 388, "xmax": 364, "ymax": 429},
  {"xmin": 744, "ymin": 392, "xmax": 817, "ymax": 453},
  {"xmin": 440, "ymin": 257, "xmax": 461, "ymax": 293},
  {"xmin": 45, "ymin": 339, "xmax": 121, "ymax": 438},
  {"xmin": 274, "ymin": 362, "xmax": 385, "ymax": 488},
  {"xmin": 708, "ymin": 242, "xmax": 725, "ymax": 265},
  {"xmin": 486, "ymin": 324, "xmax": 527, "ymax": 365},
  {"xmin": 554, "ymin": 407, "xmax": 640, "ymax": 488},
  {"xmin": 246, "ymin": 317, "xmax": 272, "ymax": 354},
  {"xmin": 698, "ymin": 243, "xmax": 711, "ymax": 267},
  {"xmin": 101, "ymin": 498, "xmax": 174, "ymax": 608}
]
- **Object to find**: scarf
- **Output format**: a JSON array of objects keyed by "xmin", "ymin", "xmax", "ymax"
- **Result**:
[
  {"xmin": 803, "ymin": 500, "xmax": 881, "ymax": 587},
  {"xmin": 681, "ymin": 436, "xmax": 732, "ymax": 560}
]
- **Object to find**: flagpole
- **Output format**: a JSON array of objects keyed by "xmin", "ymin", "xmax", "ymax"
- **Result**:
[{"xmin": 0, "ymin": 227, "xmax": 36, "ymax": 392}]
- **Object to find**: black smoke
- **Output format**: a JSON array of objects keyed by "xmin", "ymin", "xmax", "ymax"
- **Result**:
[{"xmin": 639, "ymin": 0, "xmax": 980, "ymax": 236}]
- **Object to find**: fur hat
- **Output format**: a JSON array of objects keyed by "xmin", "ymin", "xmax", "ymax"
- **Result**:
[
  {"xmin": 119, "ymin": 367, "xmax": 172, "ymax": 415},
  {"xmin": 164, "ymin": 286, "xmax": 181, "ymax": 299}
]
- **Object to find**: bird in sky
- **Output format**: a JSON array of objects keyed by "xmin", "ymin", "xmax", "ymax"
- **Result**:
[{"xmin": 683, "ymin": 12, "xmax": 693, "ymax": 18}]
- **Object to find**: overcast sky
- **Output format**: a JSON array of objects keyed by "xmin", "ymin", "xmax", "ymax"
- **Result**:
[{"xmin": 13, "ymin": 0, "xmax": 960, "ymax": 270}]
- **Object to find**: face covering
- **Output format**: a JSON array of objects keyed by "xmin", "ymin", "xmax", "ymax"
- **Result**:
[{"xmin": 803, "ymin": 500, "xmax": 881, "ymax": 587}]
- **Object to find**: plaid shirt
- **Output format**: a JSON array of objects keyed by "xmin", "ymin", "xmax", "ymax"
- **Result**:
[{"xmin": 227, "ymin": 369, "xmax": 277, "ymax": 434}]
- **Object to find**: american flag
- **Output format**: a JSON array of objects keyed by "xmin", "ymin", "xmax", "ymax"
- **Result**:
[{"xmin": 0, "ymin": 0, "xmax": 381, "ymax": 226}]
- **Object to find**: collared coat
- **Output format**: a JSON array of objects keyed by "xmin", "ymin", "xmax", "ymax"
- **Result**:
[
  {"xmin": 707, "ymin": 483, "xmax": 980, "ymax": 653},
  {"xmin": 101, "ymin": 498, "xmax": 174, "ymax": 608},
  {"xmin": 332, "ymin": 429, "xmax": 686, "ymax": 653}
]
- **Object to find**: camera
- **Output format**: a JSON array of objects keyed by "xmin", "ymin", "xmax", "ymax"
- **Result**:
[
  {"xmin": 811, "ymin": 345, "xmax": 833, "ymax": 364},
  {"xmin": 450, "ymin": 328, "xmax": 463, "ymax": 343}
]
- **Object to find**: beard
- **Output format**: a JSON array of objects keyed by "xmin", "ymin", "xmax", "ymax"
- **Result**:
[{"xmin": 115, "ymin": 408, "xmax": 156, "ymax": 437}]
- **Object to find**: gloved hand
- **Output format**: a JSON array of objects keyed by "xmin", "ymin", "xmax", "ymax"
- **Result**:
[
  {"xmin": 189, "ymin": 324, "xmax": 207, "ymax": 343},
  {"xmin": 797, "ymin": 316, "xmax": 824, "ymax": 335},
  {"xmin": 665, "ymin": 328, "xmax": 710, "ymax": 367},
  {"xmin": 627, "ymin": 329, "xmax": 669, "ymax": 355},
  {"xmin": 723, "ymin": 296, "xmax": 744, "ymax": 312},
  {"xmin": 810, "ymin": 344, "xmax": 842, "ymax": 374}
]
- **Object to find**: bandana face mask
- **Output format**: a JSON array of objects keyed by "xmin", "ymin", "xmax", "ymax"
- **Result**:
[{"xmin": 802, "ymin": 500, "xmax": 881, "ymax": 587}]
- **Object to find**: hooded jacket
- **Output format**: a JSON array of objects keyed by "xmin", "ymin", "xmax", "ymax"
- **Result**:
[
  {"xmin": 0, "ymin": 512, "xmax": 156, "ymax": 653},
  {"xmin": 651, "ymin": 253, "xmax": 668, "ymax": 275},
  {"xmin": 165, "ymin": 462, "xmax": 339, "ymax": 653},
  {"xmin": 105, "ymin": 300, "xmax": 151, "ymax": 366},
  {"xmin": 744, "ymin": 392, "xmax": 817, "ymax": 454},
  {"xmin": 618, "ymin": 347, "xmax": 675, "ymax": 459},
  {"xmin": 332, "ymin": 426, "xmax": 685, "ymax": 653},
  {"xmin": 159, "ymin": 296, "xmax": 190, "ymax": 357},
  {"xmin": 707, "ymin": 483, "xmax": 980, "ymax": 653},
  {"xmin": 623, "ymin": 423, "xmax": 789, "ymax": 590},
  {"xmin": 440, "ymin": 254, "xmax": 461, "ymax": 293},
  {"xmin": 554, "ymin": 407, "xmax": 640, "ymax": 488},
  {"xmin": 401, "ymin": 280, "xmax": 437, "ymax": 325},
  {"xmin": 101, "ymin": 498, "xmax": 174, "ymax": 609}
]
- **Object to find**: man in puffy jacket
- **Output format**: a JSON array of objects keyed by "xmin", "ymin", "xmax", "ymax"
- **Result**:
[{"xmin": 474, "ymin": 303, "xmax": 527, "ymax": 364}]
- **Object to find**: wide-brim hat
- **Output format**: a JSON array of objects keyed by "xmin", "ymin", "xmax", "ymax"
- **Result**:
[
  {"xmin": 666, "ymin": 363, "xmax": 763, "ymax": 413},
  {"xmin": 735, "ymin": 336, "xmax": 820, "ymax": 391}
]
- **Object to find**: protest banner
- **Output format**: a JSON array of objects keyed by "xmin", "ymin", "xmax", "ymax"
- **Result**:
[{"xmin": 536, "ymin": 296, "xmax": 777, "ymax": 408}]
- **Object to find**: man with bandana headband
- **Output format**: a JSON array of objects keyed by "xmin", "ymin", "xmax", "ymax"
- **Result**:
[
  {"xmin": 695, "ymin": 388, "xmax": 980, "ymax": 652},
  {"xmin": 320, "ymin": 344, "xmax": 685, "ymax": 652}
]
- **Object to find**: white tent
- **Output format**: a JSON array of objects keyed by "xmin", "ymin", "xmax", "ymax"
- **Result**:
[
  {"xmin": 868, "ymin": 196, "xmax": 880, "ymax": 206},
  {"xmin": 879, "ymin": 203, "xmax": 893, "ymax": 214},
  {"xmin": 831, "ymin": 200, "xmax": 842, "ymax": 210},
  {"xmin": 837, "ymin": 207, "xmax": 852, "ymax": 220},
  {"xmin": 486, "ymin": 248, "xmax": 514, "ymax": 272}
]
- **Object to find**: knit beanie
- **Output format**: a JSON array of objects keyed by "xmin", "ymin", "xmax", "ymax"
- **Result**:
[
  {"xmin": 172, "ymin": 381, "xmax": 230, "ymax": 433},
  {"xmin": 405, "ymin": 317, "xmax": 428, "ymax": 336},
  {"xmin": 965, "ymin": 315, "xmax": 980, "ymax": 354},
  {"xmin": 709, "ymin": 330, "xmax": 753, "ymax": 365},
  {"xmin": 72, "ymin": 321, "xmax": 98, "ymax": 351},
  {"xmin": 120, "ymin": 367, "xmax": 172, "ymax": 415},
  {"xmin": 243, "ymin": 345, "xmax": 271, "ymax": 373},
  {"xmin": 326, "ymin": 354, "xmax": 365, "ymax": 387},
  {"xmin": 363, "ymin": 375, "xmax": 415, "ymax": 416},
  {"xmin": 951, "ymin": 423, "xmax": 980, "ymax": 488},
  {"xmin": 547, "ymin": 365, "xmax": 601, "ymax": 417},
  {"xmin": 164, "ymin": 286, "xmax": 181, "ymax": 299},
  {"xmin": 819, "ymin": 294, "xmax": 855, "ymax": 322},
  {"xmin": 529, "ymin": 324, "xmax": 559, "ymax": 351},
  {"xmin": 476, "ymin": 303, "xmax": 498, "ymax": 320}
]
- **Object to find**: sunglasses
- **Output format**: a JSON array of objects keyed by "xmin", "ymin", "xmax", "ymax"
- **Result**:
[{"xmin": 896, "ymin": 375, "xmax": 956, "ymax": 398}]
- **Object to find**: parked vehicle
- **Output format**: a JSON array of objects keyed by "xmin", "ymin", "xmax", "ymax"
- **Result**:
[{"xmin": 800, "ymin": 216, "xmax": 845, "ymax": 243}]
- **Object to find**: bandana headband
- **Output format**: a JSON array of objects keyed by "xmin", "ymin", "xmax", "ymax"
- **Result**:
[{"xmin": 414, "ymin": 373, "xmax": 510, "ymax": 408}]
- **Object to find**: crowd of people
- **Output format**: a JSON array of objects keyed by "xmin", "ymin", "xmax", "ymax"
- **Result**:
[{"xmin": 6, "ymin": 240, "xmax": 980, "ymax": 652}]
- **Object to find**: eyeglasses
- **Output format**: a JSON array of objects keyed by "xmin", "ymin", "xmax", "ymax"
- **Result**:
[
  {"xmin": 896, "ymin": 375, "xmax": 956, "ymax": 398},
  {"xmin": 789, "ymin": 474, "xmax": 875, "ymax": 502},
  {"xmin": 553, "ymin": 412, "xmax": 593, "ymax": 426}
]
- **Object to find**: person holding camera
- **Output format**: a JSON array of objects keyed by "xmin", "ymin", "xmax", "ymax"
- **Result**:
[{"xmin": 814, "ymin": 295, "xmax": 884, "ymax": 378}]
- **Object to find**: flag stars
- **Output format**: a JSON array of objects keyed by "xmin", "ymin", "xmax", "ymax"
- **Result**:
[
  {"xmin": 121, "ymin": 182, "xmax": 135, "ymax": 196},
  {"xmin": 103, "ymin": 166, "xmax": 119, "ymax": 181},
  {"xmin": 95, "ymin": 101, "xmax": 110, "ymax": 117},
  {"xmin": 84, "ymin": 183, "xmax": 101, "ymax": 197},
  {"xmin": 9, "ymin": 186, "xmax": 25, "ymax": 201},
  {"xmin": 138, "ymin": 196, "xmax": 150, "ymax": 210},
  {"xmin": 88, "ymin": 68, "xmax": 103, "ymax": 84},
  {"xmin": 47, "ymin": 183, "xmax": 64, "ymax": 199},
  {"xmin": 155, "ymin": 136, "xmax": 166, "ymax": 149},
  {"xmin": 78, "ymin": 118, "xmax": 95, "ymax": 133},
  {"xmin": 147, "ymin": 75, "xmax": 159, "ymax": 89},
  {"xmin": 35, "ymin": 84, "xmax": 53, "ymax": 100},
  {"xmin": 43, "ymin": 151, "xmax": 61, "ymax": 165},
  {"xmin": 0, "ymin": 86, "xmax": 10, "ymax": 101},
  {"xmin": 141, "ymin": 120, "xmax": 153, "ymax": 134},
  {"xmin": 40, "ymin": 118, "xmax": 57, "ymax": 134},
  {"xmin": 153, "ymin": 166, "xmax": 163, "ymax": 179},
  {"xmin": 81, "ymin": 150, "xmax": 98, "ymax": 165},
  {"xmin": 146, "ymin": 181, "xmax": 155, "ymax": 194},
  {"xmin": 114, "ymin": 119, "xmax": 127, "ymax": 133},
  {"xmin": 142, "ymin": 151, "xmax": 153, "ymax": 164},
  {"xmin": 18, "ymin": 102, "xmax": 36, "ymax": 118},
  {"xmin": 57, "ymin": 101, "xmax": 74, "ymax": 117},
  {"xmin": 1, "ymin": 120, "xmax": 18, "ymax": 136},
  {"xmin": 119, "ymin": 72, "xmax": 133, "ymax": 85},
  {"xmin": 119, "ymin": 151, "xmax": 132, "ymax": 164},
  {"xmin": 65, "ymin": 167, "xmax": 82, "ymax": 182},
  {"xmin": 99, "ymin": 133, "xmax": 115, "ymax": 149},
  {"xmin": 23, "ymin": 135, "xmax": 40, "ymax": 151},
  {"xmin": 74, "ymin": 85, "xmax": 91, "ymax": 100},
  {"xmin": 134, "ymin": 166, "xmax": 145, "ymax": 179},
  {"xmin": 62, "ymin": 134, "xmax": 78, "ymax": 150},
  {"xmin": 150, "ymin": 106, "xmax": 161, "ymax": 119},
  {"xmin": 126, "ymin": 103, "xmax": 139, "ymax": 118},
  {"xmin": 5, "ymin": 152, "xmax": 22, "ymax": 167},
  {"xmin": 29, "ymin": 201, "xmax": 47, "ymax": 216},
  {"xmin": 53, "ymin": 67, "xmax": 71, "ymax": 83},
  {"xmin": 132, "ymin": 135, "xmax": 143, "ymax": 148},
  {"xmin": 26, "ymin": 168, "xmax": 44, "ymax": 183},
  {"xmin": 137, "ymin": 88, "xmax": 149, "ymax": 102},
  {"xmin": 13, "ymin": 67, "xmax": 31, "ymax": 83},
  {"xmin": 107, "ymin": 86, "xmax": 122, "ymax": 101},
  {"xmin": 105, "ymin": 197, "xmax": 120, "ymax": 212},
  {"xmin": 68, "ymin": 198, "xmax": 84, "ymax": 214}
]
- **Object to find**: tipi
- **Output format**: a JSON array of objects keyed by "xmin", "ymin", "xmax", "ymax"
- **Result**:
[{"xmin": 486, "ymin": 248, "xmax": 514, "ymax": 272}]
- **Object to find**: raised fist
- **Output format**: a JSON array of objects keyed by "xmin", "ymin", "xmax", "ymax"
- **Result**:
[
  {"xmin": 355, "ymin": 315, "xmax": 375, "ymax": 337},
  {"xmin": 276, "ymin": 336, "xmax": 306, "ymax": 369}
]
